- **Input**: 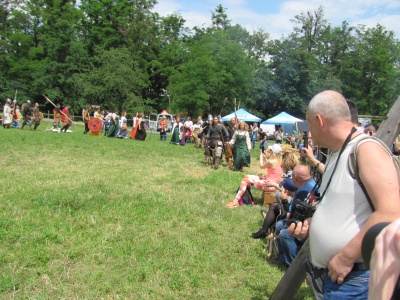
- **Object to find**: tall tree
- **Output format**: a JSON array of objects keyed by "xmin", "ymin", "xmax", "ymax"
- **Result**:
[
  {"xmin": 38, "ymin": 0, "xmax": 85, "ymax": 108},
  {"xmin": 145, "ymin": 13, "xmax": 188, "ymax": 112},
  {"xmin": 341, "ymin": 24, "xmax": 400, "ymax": 115},
  {"xmin": 168, "ymin": 29, "xmax": 256, "ymax": 116},
  {"xmin": 211, "ymin": 4, "xmax": 230, "ymax": 30},
  {"xmin": 73, "ymin": 47, "xmax": 148, "ymax": 113},
  {"xmin": 291, "ymin": 5, "xmax": 328, "ymax": 53}
]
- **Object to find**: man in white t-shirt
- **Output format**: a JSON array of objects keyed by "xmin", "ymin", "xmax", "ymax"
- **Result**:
[{"xmin": 290, "ymin": 90, "xmax": 400, "ymax": 299}]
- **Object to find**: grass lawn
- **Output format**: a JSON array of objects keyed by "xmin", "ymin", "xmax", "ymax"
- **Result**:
[{"xmin": 0, "ymin": 122, "xmax": 313, "ymax": 299}]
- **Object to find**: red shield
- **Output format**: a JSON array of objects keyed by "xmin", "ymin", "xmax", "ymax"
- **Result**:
[{"xmin": 88, "ymin": 118, "xmax": 102, "ymax": 132}]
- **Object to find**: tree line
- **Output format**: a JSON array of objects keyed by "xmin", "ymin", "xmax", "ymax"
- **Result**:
[{"xmin": 1, "ymin": 1, "xmax": 399, "ymax": 120}]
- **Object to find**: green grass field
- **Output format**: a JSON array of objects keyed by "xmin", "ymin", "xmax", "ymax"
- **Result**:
[{"xmin": 0, "ymin": 122, "xmax": 313, "ymax": 299}]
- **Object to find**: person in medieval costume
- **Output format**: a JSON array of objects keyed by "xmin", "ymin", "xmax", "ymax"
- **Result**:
[
  {"xmin": 82, "ymin": 104, "xmax": 91, "ymax": 134},
  {"xmin": 170, "ymin": 116, "xmax": 181, "ymax": 144},
  {"xmin": 20, "ymin": 100, "xmax": 32, "ymax": 130},
  {"xmin": 3, "ymin": 99, "xmax": 13, "ymax": 129},
  {"xmin": 129, "ymin": 112, "xmax": 139, "ymax": 139},
  {"xmin": 205, "ymin": 116, "xmax": 229, "ymax": 170},
  {"xmin": 199, "ymin": 116, "xmax": 211, "ymax": 148},
  {"xmin": 60, "ymin": 104, "xmax": 71, "ymax": 132},
  {"xmin": 192, "ymin": 117, "xmax": 202, "ymax": 147},
  {"xmin": 107, "ymin": 109, "xmax": 119, "ymax": 137},
  {"xmin": 225, "ymin": 116, "xmax": 237, "ymax": 169},
  {"xmin": 229, "ymin": 121, "xmax": 251, "ymax": 172},
  {"xmin": 12, "ymin": 105, "xmax": 21, "ymax": 128},
  {"xmin": 32, "ymin": 102, "xmax": 42, "ymax": 131},
  {"xmin": 53, "ymin": 103, "xmax": 62, "ymax": 129},
  {"xmin": 116, "ymin": 111, "xmax": 128, "ymax": 138},
  {"xmin": 135, "ymin": 119, "xmax": 147, "ymax": 141}
]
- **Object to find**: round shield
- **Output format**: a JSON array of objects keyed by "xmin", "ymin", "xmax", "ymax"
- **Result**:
[{"xmin": 88, "ymin": 118, "xmax": 102, "ymax": 132}]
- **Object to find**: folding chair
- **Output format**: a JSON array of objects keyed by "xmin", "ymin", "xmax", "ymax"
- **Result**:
[
  {"xmin": 265, "ymin": 227, "xmax": 279, "ymax": 260},
  {"xmin": 261, "ymin": 191, "xmax": 280, "ymax": 260}
]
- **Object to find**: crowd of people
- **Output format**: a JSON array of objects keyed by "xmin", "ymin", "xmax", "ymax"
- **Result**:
[
  {"xmin": 39, "ymin": 104, "xmax": 148, "ymax": 139},
  {"xmin": 2, "ymin": 92, "xmax": 400, "ymax": 299},
  {"xmin": 222, "ymin": 91, "xmax": 399, "ymax": 300},
  {"xmin": 1, "ymin": 99, "xmax": 43, "ymax": 130}
]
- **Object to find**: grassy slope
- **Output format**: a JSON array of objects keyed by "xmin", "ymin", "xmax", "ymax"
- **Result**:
[{"xmin": 0, "ymin": 123, "xmax": 313, "ymax": 299}]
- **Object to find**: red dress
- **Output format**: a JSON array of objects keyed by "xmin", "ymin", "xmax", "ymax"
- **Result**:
[{"xmin": 129, "ymin": 117, "xmax": 139, "ymax": 139}]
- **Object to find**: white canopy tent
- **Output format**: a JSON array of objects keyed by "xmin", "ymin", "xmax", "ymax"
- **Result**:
[
  {"xmin": 261, "ymin": 112, "xmax": 304, "ymax": 135},
  {"xmin": 221, "ymin": 108, "xmax": 262, "ymax": 123}
]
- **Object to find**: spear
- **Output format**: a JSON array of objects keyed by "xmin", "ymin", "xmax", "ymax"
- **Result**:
[
  {"xmin": 13, "ymin": 89, "xmax": 18, "ymax": 102},
  {"xmin": 43, "ymin": 95, "xmax": 75, "ymax": 125},
  {"xmin": 234, "ymin": 98, "xmax": 239, "ymax": 125},
  {"xmin": 12, "ymin": 89, "xmax": 18, "ymax": 114},
  {"xmin": 219, "ymin": 97, "xmax": 228, "ymax": 116}
]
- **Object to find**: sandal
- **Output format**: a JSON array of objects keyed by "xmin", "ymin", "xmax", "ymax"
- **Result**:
[{"xmin": 226, "ymin": 200, "xmax": 240, "ymax": 208}]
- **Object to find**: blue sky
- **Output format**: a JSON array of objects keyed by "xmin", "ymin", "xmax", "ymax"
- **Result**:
[{"xmin": 153, "ymin": 0, "xmax": 400, "ymax": 40}]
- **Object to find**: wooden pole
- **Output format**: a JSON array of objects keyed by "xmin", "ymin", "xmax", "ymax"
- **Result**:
[
  {"xmin": 269, "ymin": 241, "xmax": 309, "ymax": 300},
  {"xmin": 219, "ymin": 98, "xmax": 227, "ymax": 116},
  {"xmin": 43, "ymin": 95, "xmax": 75, "ymax": 125},
  {"xmin": 372, "ymin": 96, "xmax": 400, "ymax": 147},
  {"xmin": 13, "ymin": 89, "xmax": 18, "ymax": 103},
  {"xmin": 269, "ymin": 96, "xmax": 400, "ymax": 300}
]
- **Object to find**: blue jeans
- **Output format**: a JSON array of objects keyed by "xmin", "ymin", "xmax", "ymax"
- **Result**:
[
  {"xmin": 275, "ymin": 219, "xmax": 286, "ymax": 235},
  {"xmin": 322, "ymin": 269, "xmax": 369, "ymax": 300},
  {"xmin": 278, "ymin": 228, "xmax": 306, "ymax": 266}
]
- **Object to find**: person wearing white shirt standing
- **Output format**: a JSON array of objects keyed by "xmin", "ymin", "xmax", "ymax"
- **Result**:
[{"xmin": 3, "ymin": 99, "xmax": 12, "ymax": 129}]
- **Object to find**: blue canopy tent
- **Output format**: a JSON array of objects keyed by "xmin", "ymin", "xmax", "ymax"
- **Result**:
[
  {"xmin": 261, "ymin": 112, "xmax": 304, "ymax": 135},
  {"xmin": 221, "ymin": 108, "xmax": 262, "ymax": 123}
]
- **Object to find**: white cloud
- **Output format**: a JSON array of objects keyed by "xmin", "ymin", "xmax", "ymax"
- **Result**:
[{"xmin": 153, "ymin": 0, "xmax": 400, "ymax": 40}]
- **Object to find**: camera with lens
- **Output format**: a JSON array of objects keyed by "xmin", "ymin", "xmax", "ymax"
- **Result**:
[{"xmin": 286, "ymin": 199, "xmax": 316, "ymax": 227}]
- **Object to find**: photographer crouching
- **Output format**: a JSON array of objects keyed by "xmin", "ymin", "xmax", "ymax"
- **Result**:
[{"xmin": 289, "ymin": 90, "xmax": 400, "ymax": 299}]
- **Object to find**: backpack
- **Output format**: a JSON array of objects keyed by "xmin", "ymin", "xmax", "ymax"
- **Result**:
[
  {"xmin": 348, "ymin": 135, "xmax": 400, "ymax": 210},
  {"xmin": 236, "ymin": 187, "xmax": 254, "ymax": 206}
]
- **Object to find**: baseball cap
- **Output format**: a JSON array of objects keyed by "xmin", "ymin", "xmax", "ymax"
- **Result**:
[
  {"xmin": 26, "ymin": 100, "xmax": 31, "ymax": 103},
  {"xmin": 282, "ymin": 178, "xmax": 297, "ymax": 192},
  {"xmin": 268, "ymin": 144, "xmax": 282, "ymax": 154},
  {"xmin": 6, "ymin": 98, "xmax": 11, "ymax": 103}
]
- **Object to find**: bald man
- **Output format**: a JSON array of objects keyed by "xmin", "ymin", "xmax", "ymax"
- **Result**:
[
  {"xmin": 270, "ymin": 165, "xmax": 316, "ymax": 266},
  {"xmin": 290, "ymin": 90, "xmax": 400, "ymax": 299}
]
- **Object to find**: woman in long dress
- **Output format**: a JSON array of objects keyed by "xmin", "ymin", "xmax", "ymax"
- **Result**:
[
  {"xmin": 170, "ymin": 116, "xmax": 180, "ymax": 144},
  {"xmin": 107, "ymin": 109, "xmax": 119, "ymax": 137},
  {"xmin": 3, "ymin": 99, "xmax": 12, "ymax": 128},
  {"xmin": 135, "ymin": 119, "xmax": 147, "ymax": 141},
  {"xmin": 117, "ymin": 111, "xmax": 128, "ymax": 138},
  {"xmin": 230, "ymin": 121, "xmax": 251, "ymax": 172},
  {"xmin": 129, "ymin": 112, "xmax": 139, "ymax": 139}
]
